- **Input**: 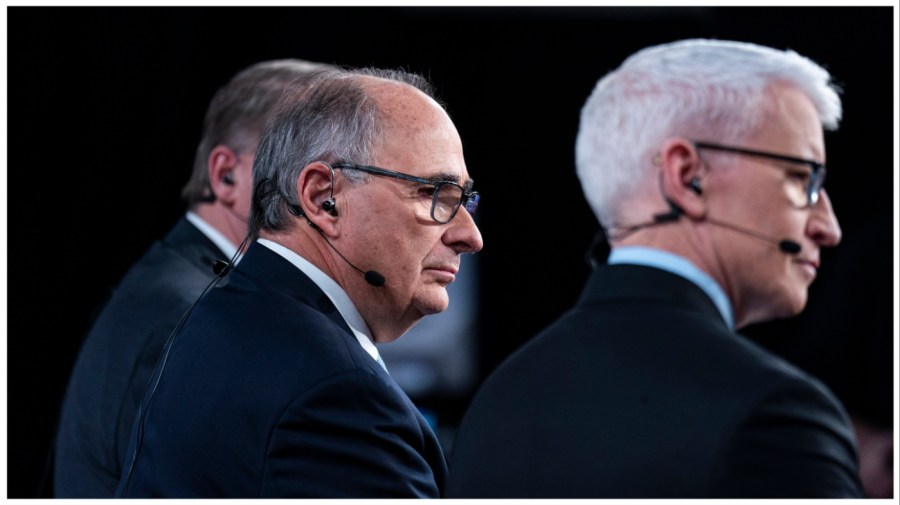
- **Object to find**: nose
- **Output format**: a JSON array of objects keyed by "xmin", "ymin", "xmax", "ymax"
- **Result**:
[
  {"xmin": 444, "ymin": 206, "xmax": 484, "ymax": 254},
  {"xmin": 807, "ymin": 189, "xmax": 841, "ymax": 247}
]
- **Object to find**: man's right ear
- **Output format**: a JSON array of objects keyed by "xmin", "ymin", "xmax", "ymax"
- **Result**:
[
  {"xmin": 208, "ymin": 145, "xmax": 240, "ymax": 203},
  {"xmin": 657, "ymin": 138, "xmax": 707, "ymax": 220},
  {"xmin": 295, "ymin": 161, "xmax": 339, "ymax": 234}
]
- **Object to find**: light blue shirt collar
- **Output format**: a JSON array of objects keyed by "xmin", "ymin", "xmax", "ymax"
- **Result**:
[{"xmin": 607, "ymin": 246, "xmax": 734, "ymax": 330}]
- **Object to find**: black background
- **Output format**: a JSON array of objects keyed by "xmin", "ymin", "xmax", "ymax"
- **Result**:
[{"xmin": 7, "ymin": 6, "xmax": 896, "ymax": 497}]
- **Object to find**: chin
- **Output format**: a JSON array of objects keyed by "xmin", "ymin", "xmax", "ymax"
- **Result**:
[
  {"xmin": 774, "ymin": 288, "xmax": 809, "ymax": 320},
  {"xmin": 415, "ymin": 290, "xmax": 450, "ymax": 315}
]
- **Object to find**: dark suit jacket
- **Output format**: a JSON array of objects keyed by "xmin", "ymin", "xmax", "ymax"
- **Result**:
[
  {"xmin": 115, "ymin": 242, "xmax": 447, "ymax": 498},
  {"xmin": 447, "ymin": 264, "xmax": 862, "ymax": 498},
  {"xmin": 54, "ymin": 216, "xmax": 225, "ymax": 497}
]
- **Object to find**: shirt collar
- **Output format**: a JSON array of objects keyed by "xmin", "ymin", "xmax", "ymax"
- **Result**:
[
  {"xmin": 255, "ymin": 238, "xmax": 381, "ymax": 362},
  {"xmin": 185, "ymin": 211, "xmax": 240, "ymax": 261},
  {"xmin": 608, "ymin": 246, "xmax": 734, "ymax": 330}
]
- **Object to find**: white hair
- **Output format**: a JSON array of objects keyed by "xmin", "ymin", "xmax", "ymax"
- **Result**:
[{"xmin": 575, "ymin": 38, "xmax": 842, "ymax": 229}]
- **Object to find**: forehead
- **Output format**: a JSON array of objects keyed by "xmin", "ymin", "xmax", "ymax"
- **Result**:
[
  {"xmin": 749, "ymin": 83, "xmax": 825, "ymax": 159},
  {"xmin": 367, "ymin": 80, "xmax": 469, "ymax": 183}
]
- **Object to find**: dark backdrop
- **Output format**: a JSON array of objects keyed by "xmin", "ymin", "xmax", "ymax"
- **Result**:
[{"xmin": 7, "ymin": 6, "xmax": 895, "ymax": 498}]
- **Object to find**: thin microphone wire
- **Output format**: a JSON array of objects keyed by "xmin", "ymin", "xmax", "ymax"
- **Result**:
[
  {"xmin": 608, "ymin": 204, "xmax": 682, "ymax": 242},
  {"xmin": 311, "ymin": 224, "xmax": 385, "ymax": 287},
  {"xmin": 608, "ymin": 209, "xmax": 798, "ymax": 254},
  {"xmin": 120, "ymin": 231, "xmax": 251, "ymax": 495},
  {"xmin": 703, "ymin": 216, "xmax": 800, "ymax": 253},
  {"xmin": 315, "ymin": 227, "xmax": 366, "ymax": 276}
]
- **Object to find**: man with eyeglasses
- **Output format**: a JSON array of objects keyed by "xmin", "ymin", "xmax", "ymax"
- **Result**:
[
  {"xmin": 447, "ymin": 39, "xmax": 861, "ymax": 498},
  {"xmin": 116, "ymin": 67, "xmax": 483, "ymax": 498}
]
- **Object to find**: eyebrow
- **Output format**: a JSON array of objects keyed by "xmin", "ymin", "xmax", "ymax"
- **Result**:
[
  {"xmin": 425, "ymin": 172, "xmax": 475, "ymax": 191},
  {"xmin": 422, "ymin": 171, "xmax": 461, "ymax": 183},
  {"xmin": 415, "ymin": 170, "xmax": 475, "ymax": 190}
]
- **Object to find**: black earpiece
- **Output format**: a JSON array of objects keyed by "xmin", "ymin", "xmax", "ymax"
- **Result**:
[
  {"xmin": 688, "ymin": 178, "xmax": 703, "ymax": 195},
  {"xmin": 222, "ymin": 173, "xmax": 235, "ymax": 186},
  {"xmin": 322, "ymin": 197, "xmax": 337, "ymax": 216},
  {"xmin": 289, "ymin": 163, "xmax": 339, "ymax": 219}
]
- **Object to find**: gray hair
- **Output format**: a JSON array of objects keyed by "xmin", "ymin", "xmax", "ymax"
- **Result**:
[
  {"xmin": 575, "ymin": 38, "xmax": 842, "ymax": 229},
  {"xmin": 249, "ymin": 67, "xmax": 438, "ymax": 238},
  {"xmin": 181, "ymin": 58, "xmax": 334, "ymax": 206}
]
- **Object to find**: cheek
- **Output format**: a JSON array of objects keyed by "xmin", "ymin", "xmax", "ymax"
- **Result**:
[
  {"xmin": 390, "ymin": 234, "xmax": 445, "ymax": 287},
  {"xmin": 375, "ymin": 229, "xmax": 425, "ymax": 275},
  {"xmin": 765, "ymin": 257, "xmax": 810, "ymax": 318}
]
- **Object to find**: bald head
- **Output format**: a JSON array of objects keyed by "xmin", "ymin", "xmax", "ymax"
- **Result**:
[
  {"xmin": 250, "ymin": 67, "xmax": 448, "ymax": 238},
  {"xmin": 358, "ymin": 77, "xmax": 461, "ymax": 173}
]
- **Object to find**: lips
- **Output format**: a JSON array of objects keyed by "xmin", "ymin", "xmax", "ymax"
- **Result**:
[
  {"xmin": 426, "ymin": 264, "xmax": 458, "ymax": 275},
  {"xmin": 797, "ymin": 254, "xmax": 819, "ymax": 269},
  {"xmin": 794, "ymin": 257, "xmax": 819, "ymax": 280},
  {"xmin": 424, "ymin": 263, "xmax": 459, "ymax": 283}
]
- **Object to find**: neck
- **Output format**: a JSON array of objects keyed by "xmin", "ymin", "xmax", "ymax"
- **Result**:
[{"xmin": 192, "ymin": 202, "xmax": 246, "ymax": 248}]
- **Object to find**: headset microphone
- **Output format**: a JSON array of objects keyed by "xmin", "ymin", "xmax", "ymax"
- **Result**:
[
  {"xmin": 286, "ymin": 165, "xmax": 385, "ymax": 286},
  {"xmin": 314, "ymin": 220, "xmax": 386, "ymax": 287},
  {"xmin": 778, "ymin": 239, "xmax": 802, "ymax": 254},
  {"xmin": 704, "ymin": 217, "xmax": 802, "ymax": 255},
  {"xmin": 364, "ymin": 270, "xmax": 387, "ymax": 287},
  {"xmin": 614, "ymin": 200, "xmax": 801, "ymax": 256},
  {"xmin": 288, "ymin": 203, "xmax": 386, "ymax": 287},
  {"xmin": 683, "ymin": 179, "xmax": 800, "ymax": 254}
]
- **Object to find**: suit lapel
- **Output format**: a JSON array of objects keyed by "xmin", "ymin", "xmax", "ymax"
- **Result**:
[{"xmin": 229, "ymin": 242, "xmax": 354, "ymax": 336}]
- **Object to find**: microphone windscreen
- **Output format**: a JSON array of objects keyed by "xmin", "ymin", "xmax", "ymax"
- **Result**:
[
  {"xmin": 778, "ymin": 240, "xmax": 802, "ymax": 255},
  {"xmin": 364, "ymin": 270, "xmax": 386, "ymax": 287}
]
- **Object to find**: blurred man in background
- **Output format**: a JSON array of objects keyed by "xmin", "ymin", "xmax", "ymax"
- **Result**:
[{"xmin": 54, "ymin": 59, "xmax": 332, "ymax": 497}]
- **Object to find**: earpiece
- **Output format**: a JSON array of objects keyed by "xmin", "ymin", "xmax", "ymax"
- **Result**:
[
  {"xmin": 322, "ymin": 197, "xmax": 337, "ymax": 216},
  {"xmin": 688, "ymin": 178, "xmax": 703, "ymax": 195},
  {"xmin": 289, "ymin": 162, "xmax": 339, "ymax": 219},
  {"xmin": 222, "ymin": 173, "xmax": 235, "ymax": 186}
]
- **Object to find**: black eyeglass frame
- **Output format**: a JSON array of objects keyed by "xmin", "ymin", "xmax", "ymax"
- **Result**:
[
  {"xmin": 330, "ymin": 162, "xmax": 479, "ymax": 224},
  {"xmin": 693, "ymin": 141, "xmax": 826, "ymax": 208}
]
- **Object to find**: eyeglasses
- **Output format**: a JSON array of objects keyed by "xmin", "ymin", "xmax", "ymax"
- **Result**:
[
  {"xmin": 693, "ymin": 141, "xmax": 826, "ymax": 208},
  {"xmin": 331, "ymin": 162, "xmax": 480, "ymax": 224}
]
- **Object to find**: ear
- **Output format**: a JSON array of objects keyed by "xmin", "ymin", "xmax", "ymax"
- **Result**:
[
  {"xmin": 208, "ymin": 145, "xmax": 241, "ymax": 205},
  {"xmin": 656, "ymin": 137, "xmax": 707, "ymax": 220},
  {"xmin": 296, "ymin": 161, "xmax": 339, "ymax": 235}
]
